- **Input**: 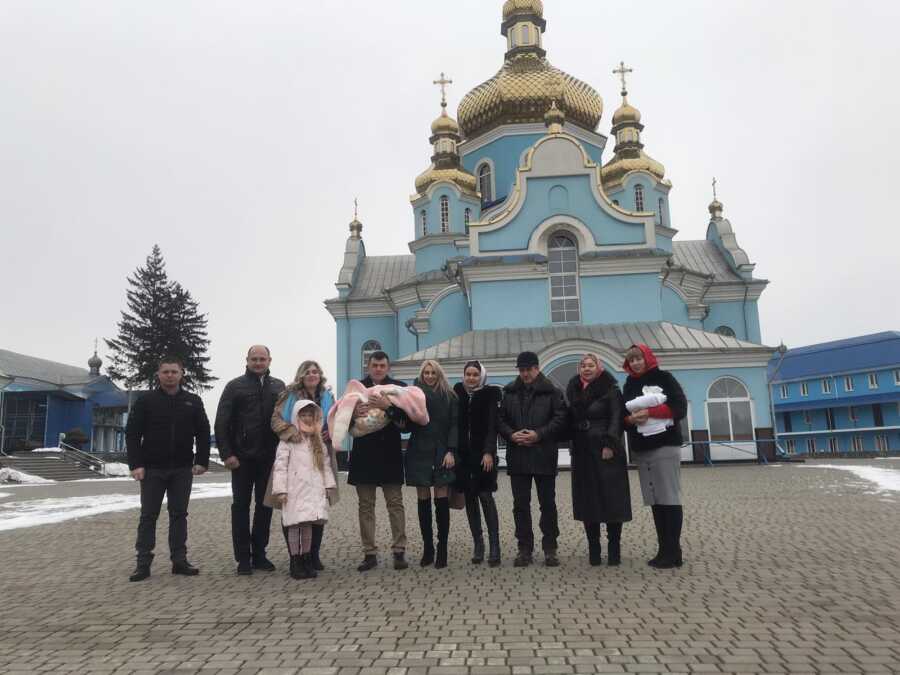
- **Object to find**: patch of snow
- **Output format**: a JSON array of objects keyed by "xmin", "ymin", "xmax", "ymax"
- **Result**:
[
  {"xmin": 0, "ymin": 492, "xmax": 11, "ymax": 498},
  {"xmin": 30, "ymin": 447, "xmax": 62, "ymax": 453},
  {"xmin": 0, "ymin": 468, "xmax": 56, "ymax": 484},
  {"xmin": 102, "ymin": 462, "xmax": 131, "ymax": 477},
  {"xmin": 802, "ymin": 464, "xmax": 900, "ymax": 494},
  {"xmin": 0, "ymin": 481, "xmax": 232, "ymax": 532}
]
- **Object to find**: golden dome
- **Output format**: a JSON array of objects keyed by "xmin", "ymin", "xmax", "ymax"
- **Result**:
[
  {"xmin": 601, "ymin": 153, "xmax": 666, "ymax": 188},
  {"xmin": 612, "ymin": 97, "xmax": 641, "ymax": 125},
  {"xmin": 431, "ymin": 111, "xmax": 460, "ymax": 136},
  {"xmin": 503, "ymin": 0, "xmax": 544, "ymax": 21},
  {"xmin": 458, "ymin": 55, "xmax": 603, "ymax": 139},
  {"xmin": 708, "ymin": 199, "xmax": 724, "ymax": 217},
  {"xmin": 414, "ymin": 167, "xmax": 478, "ymax": 197}
]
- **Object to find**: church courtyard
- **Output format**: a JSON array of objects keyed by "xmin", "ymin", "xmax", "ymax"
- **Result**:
[{"xmin": 1, "ymin": 460, "xmax": 898, "ymax": 674}]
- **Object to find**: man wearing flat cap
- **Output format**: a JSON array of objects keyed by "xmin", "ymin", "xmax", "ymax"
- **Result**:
[{"xmin": 497, "ymin": 351, "xmax": 568, "ymax": 567}]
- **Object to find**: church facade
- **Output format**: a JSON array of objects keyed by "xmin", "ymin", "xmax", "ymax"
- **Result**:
[{"xmin": 326, "ymin": 0, "xmax": 775, "ymax": 462}]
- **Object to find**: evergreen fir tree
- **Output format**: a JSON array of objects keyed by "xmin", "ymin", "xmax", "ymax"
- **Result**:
[{"xmin": 105, "ymin": 245, "xmax": 216, "ymax": 392}]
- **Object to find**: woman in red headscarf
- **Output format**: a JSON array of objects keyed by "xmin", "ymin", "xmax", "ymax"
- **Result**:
[
  {"xmin": 566, "ymin": 354, "xmax": 631, "ymax": 566},
  {"xmin": 622, "ymin": 344, "xmax": 688, "ymax": 569}
]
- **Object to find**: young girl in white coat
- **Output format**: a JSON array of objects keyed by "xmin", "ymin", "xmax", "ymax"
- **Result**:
[{"xmin": 272, "ymin": 400, "xmax": 337, "ymax": 579}]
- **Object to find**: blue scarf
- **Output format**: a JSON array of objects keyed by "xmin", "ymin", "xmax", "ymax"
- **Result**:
[{"xmin": 282, "ymin": 388, "xmax": 334, "ymax": 430}]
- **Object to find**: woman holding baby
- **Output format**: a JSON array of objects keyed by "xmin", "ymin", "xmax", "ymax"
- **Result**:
[
  {"xmin": 566, "ymin": 353, "xmax": 631, "ymax": 567},
  {"xmin": 622, "ymin": 344, "xmax": 688, "ymax": 570}
]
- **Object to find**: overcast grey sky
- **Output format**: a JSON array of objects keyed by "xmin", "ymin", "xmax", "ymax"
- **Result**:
[{"xmin": 1, "ymin": 0, "xmax": 898, "ymax": 414}]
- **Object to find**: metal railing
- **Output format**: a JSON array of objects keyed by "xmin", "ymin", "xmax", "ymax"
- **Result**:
[{"xmin": 58, "ymin": 441, "xmax": 107, "ymax": 473}]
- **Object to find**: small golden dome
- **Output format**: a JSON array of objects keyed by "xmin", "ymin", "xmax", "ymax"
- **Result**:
[
  {"xmin": 458, "ymin": 56, "xmax": 603, "ymax": 139},
  {"xmin": 414, "ymin": 167, "xmax": 478, "ymax": 197},
  {"xmin": 708, "ymin": 199, "xmax": 724, "ymax": 217},
  {"xmin": 600, "ymin": 153, "xmax": 666, "ymax": 188},
  {"xmin": 612, "ymin": 98, "xmax": 641, "ymax": 125},
  {"xmin": 431, "ymin": 111, "xmax": 460, "ymax": 136},
  {"xmin": 503, "ymin": 0, "xmax": 544, "ymax": 21}
]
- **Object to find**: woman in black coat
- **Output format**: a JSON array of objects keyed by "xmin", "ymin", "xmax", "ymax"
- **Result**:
[
  {"xmin": 453, "ymin": 361, "xmax": 502, "ymax": 567},
  {"xmin": 566, "ymin": 353, "xmax": 631, "ymax": 566}
]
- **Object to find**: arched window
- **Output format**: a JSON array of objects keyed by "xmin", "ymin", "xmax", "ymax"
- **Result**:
[
  {"xmin": 478, "ymin": 163, "xmax": 493, "ymax": 204},
  {"xmin": 715, "ymin": 325, "xmax": 736, "ymax": 338},
  {"xmin": 521, "ymin": 24, "xmax": 531, "ymax": 45},
  {"xmin": 440, "ymin": 196, "xmax": 450, "ymax": 233},
  {"xmin": 706, "ymin": 377, "xmax": 754, "ymax": 442},
  {"xmin": 361, "ymin": 340, "xmax": 383, "ymax": 377},
  {"xmin": 420, "ymin": 210, "xmax": 427, "ymax": 237},
  {"xmin": 548, "ymin": 232, "xmax": 580, "ymax": 324},
  {"xmin": 634, "ymin": 184, "xmax": 645, "ymax": 211},
  {"xmin": 464, "ymin": 208, "xmax": 471, "ymax": 234},
  {"xmin": 658, "ymin": 197, "xmax": 666, "ymax": 226}
]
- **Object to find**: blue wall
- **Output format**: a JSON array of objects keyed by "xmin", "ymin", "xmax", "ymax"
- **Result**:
[
  {"xmin": 704, "ymin": 301, "xmax": 761, "ymax": 343},
  {"xmin": 422, "ymin": 290, "xmax": 470, "ymax": 348},
  {"xmin": 472, "ymin": 279, "xmax": 550, "ymax": 329},
  {"xmin": 337, "ymin": 315, "xmax": 398, "ymax": 395},
  {"xmin": 580, "ymin": 274, "xmax": 661, "ymax": 324},
  {"xmin": 44, "ymin": 395, "xmax": 93, "ymax": 448}
]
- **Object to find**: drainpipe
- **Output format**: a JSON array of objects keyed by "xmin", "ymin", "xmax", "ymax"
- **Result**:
[
  {"xmin": 383, "ymin": 287, "xmax": 399, "ymax": 359},
  {"xmin": 344, "ymin": 303, "xmax": 352, "ymax": 383},
  {"xmin": 741, "ymin": 284, "xmax": 750, "ymax": 341}
]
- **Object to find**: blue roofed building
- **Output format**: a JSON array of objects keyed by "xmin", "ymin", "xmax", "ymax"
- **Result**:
[
  {"xmin": 768, "ymin": 332, "xmax": 900, "ymax": 455},
  {"xmin": 325, "ymin": 1, "xmax": 777, "ymax": 463},
  {"xmin": 0, "ymin": 348, "xmax": 132, "ymax": 453}
]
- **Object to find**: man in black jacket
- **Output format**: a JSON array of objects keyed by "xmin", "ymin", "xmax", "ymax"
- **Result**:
[
  {"xmin": 126, "ymin": 357, "xmax": 211, "ymax": 582},
  {"xmin": 497, "ymin": 351, "xmax": 568, "ymax": 567},
  {"xmin": 214, "ymin": 345, "xmax": 285, "ymax": 575},
  {"xmin": 347, "ymin": 351, "xmax": 409, "ymax": 572}
]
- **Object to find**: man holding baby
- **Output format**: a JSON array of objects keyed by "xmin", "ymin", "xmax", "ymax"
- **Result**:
[{"xmin": 347, "ymin": 351, "xmax": 410, "ymax": 572}]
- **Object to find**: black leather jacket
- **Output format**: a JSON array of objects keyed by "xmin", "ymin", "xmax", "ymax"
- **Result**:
[{"xmin": 214, "ymin": 369, "xmax": 286, "ymax": 461}]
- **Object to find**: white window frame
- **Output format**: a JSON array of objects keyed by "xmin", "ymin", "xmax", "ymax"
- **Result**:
[
  {"xmin": 548, "ymin": 232, "xmax": 581, "ymax": 324},
  {"xmin": 868, "ymin": 372, "xmax": 879, "ymax": 389},
  {"xmin": 420, "ymin": 210, "xmax": 427, "ymax": 237},
  {"xmin": 361, "ymin": 340, "xmax": 383, "ymax": 378},
  {"xmin": 828, "ymin": 437, "xmax": 839, "ymax": 453},
  {"xmin": 634, "ymin": 184, "xmax": 645, "ymax": 211},
  {"xmin": 894, "ymin": 369, "xmax": 900, "ymax": 386},
  {"xmin": 715, "ymin": 325, "xmax": 736, "ymax": 338},
  {"xmin": 851, "ymin": 436, "xmax": 864, "ymax": 453},
  {"xmin": 875, "ymin": 435, "xmax": 889, "ymax": 452},
  {"xmin": 848, "ymin": 406, "xmax": 858, "ymax": 422},
  {"xmin": 780, "ymin": 384, "xmax": 788, "ymax": 399},
  {"xmin": 821, "ymin": 378, "xmax": 832, "ymax": 394},
  {"xmin": 440, "ymin": 196, "xmax": 450, "ymax": 233},
  {"xmin": 844, "ymin": 375, "xmax": 854, "ymax": 392},
  {"xmin": 705, "ymin": 377, "xmax": 756, "ymax": 443},
  {"xmin": 803, "ymin": 410, "xmax": 812, "ymax": 425},
  {"xmin": 477, "ymin": 161, "xmax": 495, "ymax": 205},
  {"xmin": 464, "ymin": 208, "xmax": 471, "ymax": 234},
  {"xmin": 806, "ymin": 438, "xmax": 816, "ymax": 454},
  {"xmin": 785, "ymin": 439, "xmax": 796, "ymax": 454},
  {"xmin": 658, "ymin": 197, "xmax": 666, "ymax": 226},
  {"xmin": 800, "ymin": 382, "xmax": 809, "ymax": 397}
]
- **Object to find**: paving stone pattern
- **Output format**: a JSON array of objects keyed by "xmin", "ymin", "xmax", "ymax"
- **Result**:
[{"xmin": 1, "ymin": 461, "xmax": 899, "ymax": 674}]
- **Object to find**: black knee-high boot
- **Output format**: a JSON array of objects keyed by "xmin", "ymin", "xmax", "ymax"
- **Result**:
[
  {"xmin": 606, "ymin": 522, "xmax": 622, "ymax": 566},
  {"xmin": 465, "ymin": 493, "xmax": 485, "ymax": 564},
  {"xmin": 584, "ymin": 522, "xmax": 602, "ymax": 566},
  {"xmin": 480, "ymin": 492, "xmax": 501, "ymax": 567},
  {"xmin": 668, "ymin": 506, "xmax": 683, "ymax": 567},
  {"xmin": 648, "ymin": 505, "xmax": 665, "ymax": 567},
  {"xmin": 417, "ymin": 498, "xmax": 434, "ymax": 566},
  {"xmin": 310, "ymin": 524, "xmax": 325, "ymax": 571},
  {"xmin": 434, "ymin": 496, "xmax": 450, "ymax": 569}
]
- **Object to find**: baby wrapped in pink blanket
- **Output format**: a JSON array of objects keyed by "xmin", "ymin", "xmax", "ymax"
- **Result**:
[{"xmin": 327, "ymin": 379, "xmax": 429, "ymax": 447}]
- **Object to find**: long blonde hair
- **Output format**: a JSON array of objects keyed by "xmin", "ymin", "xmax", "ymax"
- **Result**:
[
  {"xmin": 417, "ymin": 359, "xmax": 455, "ymax": 400},
  {"xmin": 287, "ymin": 360, "xmax": 327, "ymax": 399},
  {"xmin": 296, "ymin": 404, "xmax": 327, "ymax": 473}
]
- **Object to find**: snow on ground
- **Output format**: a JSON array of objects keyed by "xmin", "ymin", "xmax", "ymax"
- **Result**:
[
  {"xmin": 0, "ymin": 492, "xmax": 10, "ymax": 499},
  {"xmin": 102, "ymin": 462, "xmax": 131, "ymax": 477},
  {"xmin": 0, "ymin": 468, "xmax": 56, "ymax": 484},
  {"xmin": 802, "ymin": 463, "xmax": 900, "ymax": 494},
  {"xmin": 29, "ymin": 447, "xmax": 62, "ymax": 453},
  {"xmin": 0, "ymin": 482, "xmax": 232, "ymax": 532}
]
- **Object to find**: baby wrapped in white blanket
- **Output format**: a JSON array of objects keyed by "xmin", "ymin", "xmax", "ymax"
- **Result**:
[{"xmin": 625, "ymin": 385, "xmax": 674, "ymax": 437}]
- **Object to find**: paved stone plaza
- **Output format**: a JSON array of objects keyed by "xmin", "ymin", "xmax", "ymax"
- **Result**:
[{"xmin": 1, "ymin": 460, "xmax": 899, "ymax": 674}]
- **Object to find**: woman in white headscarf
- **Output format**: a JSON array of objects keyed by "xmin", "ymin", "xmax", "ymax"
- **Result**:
[{"xmin": 453, "ymin": 360, "xmax": 503, "ymax": 567}]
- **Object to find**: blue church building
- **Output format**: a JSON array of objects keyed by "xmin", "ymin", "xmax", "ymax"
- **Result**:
[
  {"xmin": 326, "ymin": 0, "xmax": 776, "ymax": 462},
  {"xmin": 769, "ymin": 332, "xmax": 900, "ymax": 455}
]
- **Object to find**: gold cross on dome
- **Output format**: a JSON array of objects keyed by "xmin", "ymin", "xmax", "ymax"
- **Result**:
[
  {"xmin": 433, "ymin": 72, "xmax": 453, "ymax": 108},
  {"xmin": 613, "ymin": 61, "xmax": 633, "ymax": 95},
  {"xmin": 354, "ymin": 197, "xmax": 359, "ymax": 220},
  {"xmin": 712, "ymin": 177, "xmax": 718, "ymax": 200}
]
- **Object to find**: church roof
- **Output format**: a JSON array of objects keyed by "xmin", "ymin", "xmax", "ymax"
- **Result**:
[
  {"xmin": 347, "ymin": 255, "xmax": 416, "ymax": 299},
  {"xmin": 0, "ymin": 349, "xmax": 95, "ymax": 386},
  {"xmin": 398, "ymin": 321, "xmax": 766, "ymax": 363},
  {"xmin": 671, "ymin": 240, "xmax": 744, "ymax": 282}
]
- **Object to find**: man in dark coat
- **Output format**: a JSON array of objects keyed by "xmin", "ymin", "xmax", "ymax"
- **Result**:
[
  {"xmin": 126, "ymin": 356, "xmax": 211, "ymax": 582},
  {"xmin": 214, "ymin": 345, "xmax": 286, "ymax": 575},
  {"xmin": 347, "ymin": 351, "xmax": 409, "ymax": 572},
  {"xmin": 497, "ymin": 351, "xmax": 568, "ymax": 567}
]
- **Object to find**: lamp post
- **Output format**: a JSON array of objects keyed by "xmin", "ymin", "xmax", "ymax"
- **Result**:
[
  {"xmin": 0, "ymin": 371, "xmax": 13, "ymax": 456},
  {"xmin": 767, "ymin": 342, "xmax": 789, "ymax": 460}
]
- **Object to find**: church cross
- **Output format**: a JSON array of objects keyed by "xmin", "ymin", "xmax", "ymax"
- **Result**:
[
  {"xmin": 712, "ymin": 177, "xmax": 718, "ymax": 200},
  {"xmin": 354, "ymin": 197, "xmax": 358, "ymax": 220},
  {"xmin": 613, "ymin": 61, "xmax": 633, "ymax": 95},
  {"xmin": 433, "ymin": 72, "xmax": 453, "ymax": 108}
]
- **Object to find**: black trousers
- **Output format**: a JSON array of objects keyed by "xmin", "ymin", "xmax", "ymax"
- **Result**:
[
  {"xmin": 135, "ymin": 467, "xmax": 193, "ymax": 566},
  {"xmin": 510, "ymin": 473, "xmax": 559, "ymax": 553},
  {"xmin": 230, "ymin": 456, "xmax": 274, "ymax": 563}
]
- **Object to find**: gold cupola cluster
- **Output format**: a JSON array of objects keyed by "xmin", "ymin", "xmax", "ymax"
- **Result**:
[
  {"xmin": 414, "ymin": 74, "xmax": 478, "ymax": 198},
  {"xmin": 600, "ymin": 62, "xmax": 666, "ymax": 190},
  {"xmin": 457, "ymin": 2, "xmax": 603, "ymax": 140}
]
